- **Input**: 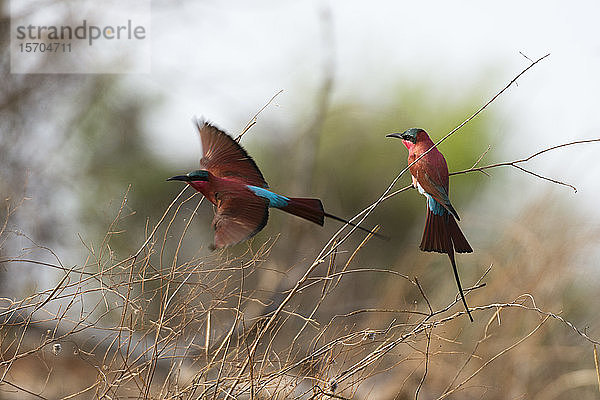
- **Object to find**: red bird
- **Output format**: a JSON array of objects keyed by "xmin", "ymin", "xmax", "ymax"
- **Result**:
[
  {"xmin": 387, "ymin": 128, "xmax": 474, "ymax": 322},
  {"xmin": 168, "ymin": 119, "xmax": 383, "ymax": 249}
]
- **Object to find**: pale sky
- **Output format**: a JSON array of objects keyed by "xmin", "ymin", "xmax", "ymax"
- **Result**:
[{"xmin": 139, "ymin": 0, "xmax": 600, "ymax": 215}]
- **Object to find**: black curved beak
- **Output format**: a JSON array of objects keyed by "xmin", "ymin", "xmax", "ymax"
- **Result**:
[
  {"xmin": 166, "ymin": 175, "xmax": 191, "ymax": 182},
  {"xmin": 386, "ymin": 132, "xmax": 404, "ymax": 139}
]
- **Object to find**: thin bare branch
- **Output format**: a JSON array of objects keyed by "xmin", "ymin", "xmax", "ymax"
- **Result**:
[
  {"xmin": 236, "ymin": 89, "xmax": 284, "ymax": 142},
  {"xmin": 450, "ymin": 138, "xmax": 600, "ymax": 192}
]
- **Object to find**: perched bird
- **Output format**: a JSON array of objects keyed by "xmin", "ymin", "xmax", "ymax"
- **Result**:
[
  {"xmin": 168, "ymin": 119, "xmax": 384, "ymax": 249},
  {"xmin": 387, "ymin": 128, "xmax": 474, "ymax": 322}
]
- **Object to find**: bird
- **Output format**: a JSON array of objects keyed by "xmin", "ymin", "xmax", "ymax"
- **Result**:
[
  {"xmin": 168, "ymin": 118, "xmax": 385, "ymax": 249},
  {"xmin": 386, "ymin": 128, "xmax": 474, "ymax": 322}
]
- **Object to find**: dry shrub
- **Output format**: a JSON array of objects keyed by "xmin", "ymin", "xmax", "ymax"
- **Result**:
[{"xmin": 1, "ymin": 188, "xmax": 599, "ymax": 400}]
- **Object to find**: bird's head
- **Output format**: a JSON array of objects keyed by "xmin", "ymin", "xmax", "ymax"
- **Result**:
[
  {"xmin": 386, "ymin": 128, "xmax": 426, "ymax": 150},
  {"xmin": 167, "ymin": 170, "xmax": 210, "ymax": 191}
]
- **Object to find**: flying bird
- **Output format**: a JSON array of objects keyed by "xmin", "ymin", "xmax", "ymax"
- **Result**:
[
  {"xmin": 168, "ymin": 119, "xmax": 384, "ymax": 249},
  {"xmin": 387, "ymin": 128, "xmax": 474, "ymax": 322}
]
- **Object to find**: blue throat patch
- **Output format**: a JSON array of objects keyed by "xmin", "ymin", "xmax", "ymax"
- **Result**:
[{"xmin": 247, "ymin": 186, "xmax": 290, "ymax": 208}]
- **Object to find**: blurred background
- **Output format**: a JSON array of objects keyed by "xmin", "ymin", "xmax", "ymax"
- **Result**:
[{"xmin": 1, "ymin": 0, "xmax": 600, "ymax": 399}]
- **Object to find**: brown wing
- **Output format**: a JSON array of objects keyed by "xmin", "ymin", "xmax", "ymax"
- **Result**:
[
  {"xmin": 196, "ymin": 118, "xmax": 268, "ymax": 188},
  {"xmin": 211, "ymin": 192, "xmax": 269, "ymax": 249},
  {"xmin": 413, "ymin": 170, "xmax": 460, "ymax": 220}
]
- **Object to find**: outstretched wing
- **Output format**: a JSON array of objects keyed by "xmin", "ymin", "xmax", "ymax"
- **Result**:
[
  {"xmin": 196, "ymin": 118, "xmax": 268, "ymax": 188},
  {"xmin": 212, "ymin": 191, "xmax": 269, "ymax": 249}
]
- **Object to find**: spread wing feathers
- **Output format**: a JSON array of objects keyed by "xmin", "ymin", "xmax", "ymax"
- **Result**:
[
  {"xmin": 196, "ymin": 118, "xmax": 268, "ymax": 188},
  {"xmin": 420, "ymin": 209, "xmax": 472, "ymax": 254},
  {"xmin": 416, "ymin": 171, "xmax": 460, "ymax": 220},
  {"xmin": 212, "ymin": 193, "xmax": 269, "ymax": 249}
]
